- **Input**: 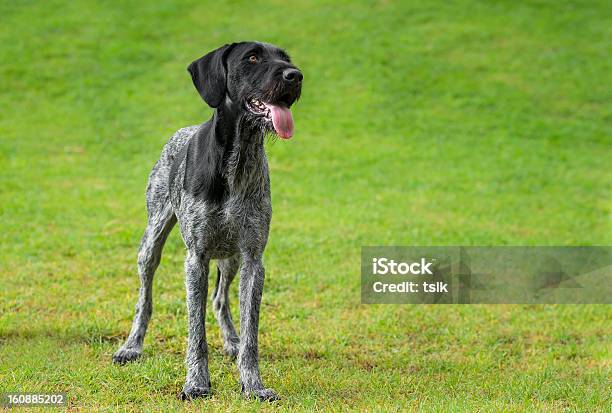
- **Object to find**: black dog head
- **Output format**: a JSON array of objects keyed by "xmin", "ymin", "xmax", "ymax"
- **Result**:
[{"xmin": 188, "ymin": 41, "xmax": 303, "ymax": 139}]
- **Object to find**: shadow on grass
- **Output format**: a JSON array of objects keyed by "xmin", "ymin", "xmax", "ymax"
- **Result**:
[{"xmin": 0, "ymin": 325, "xmax": 127, "ymax": 346}]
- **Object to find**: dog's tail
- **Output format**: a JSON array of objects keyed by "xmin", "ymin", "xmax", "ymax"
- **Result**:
[{"xmin": 212, "ymin": 264, "xmax": 221, "ymax": 299}]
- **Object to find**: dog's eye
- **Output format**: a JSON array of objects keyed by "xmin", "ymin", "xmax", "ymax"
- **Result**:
[{"xmin": 249, "ymin": 55, "xmax": 258, "ymax": 64}]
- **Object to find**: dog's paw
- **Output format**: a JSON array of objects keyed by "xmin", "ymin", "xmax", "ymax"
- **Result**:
[
  {"xmin": 243, "ymin": 388, "xmax": 280, "ymax": 401},
  {"xmin": 112, "ymin": 347, "xmax": 142, "ymax": 364},
  {"xmin": 180, "ymin": 384, "xmax": 212, "ymax": 401}
]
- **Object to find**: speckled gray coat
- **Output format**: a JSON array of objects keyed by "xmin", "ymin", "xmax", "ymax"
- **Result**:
[{"xmin": 112, "ymin": 41, "xmax": 302, "ymax": 402}]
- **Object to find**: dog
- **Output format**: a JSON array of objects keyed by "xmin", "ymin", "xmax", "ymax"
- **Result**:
[{"xmin": 112, "ymin": 41, "xmax": 303, "ymax": 401}]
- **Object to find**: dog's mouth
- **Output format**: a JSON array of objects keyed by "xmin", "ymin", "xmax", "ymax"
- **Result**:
[{"xmin": 246, "ymin": 97, "xmax": 294, "ymax": 139}]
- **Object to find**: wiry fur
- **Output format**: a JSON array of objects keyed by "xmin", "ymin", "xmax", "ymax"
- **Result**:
[{"xmin": 112, "ymin": 41, "xmax": 302, "ymax": 402}]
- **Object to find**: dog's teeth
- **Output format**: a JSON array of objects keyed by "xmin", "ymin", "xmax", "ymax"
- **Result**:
[{"xmin": 247, "ymin": 98, "xmax": 268, "ymax": 114}]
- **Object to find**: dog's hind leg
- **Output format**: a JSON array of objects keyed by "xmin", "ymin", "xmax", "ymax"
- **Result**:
[
  {"xmin": 212, "ymin": 255, "xmax": 241, "ymax": 358},
  {"xmin": 113, "ymin": 166, "xmax": 177, "ymax": 364},
  {"xmin": 113, "ymin": 206, "xmax": 176, "ymax": 364}
]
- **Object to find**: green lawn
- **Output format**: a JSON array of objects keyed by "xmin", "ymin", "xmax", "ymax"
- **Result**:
[{"xmin": 1, "ymin": 0, "xmax": 610, "ymax": 411}]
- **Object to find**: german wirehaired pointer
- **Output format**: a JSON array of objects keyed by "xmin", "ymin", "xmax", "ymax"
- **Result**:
[{"xmin": 112, "ymin": 41, "xmax": 303, "ymax": 401}]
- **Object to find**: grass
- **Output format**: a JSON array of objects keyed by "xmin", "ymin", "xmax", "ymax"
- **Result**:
[{"xmin": 0, "ymin": 0, "xmax": 610, "ymax": 411}]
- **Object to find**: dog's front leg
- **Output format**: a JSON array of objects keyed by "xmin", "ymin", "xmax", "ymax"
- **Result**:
[
  {"xmin": 180, "ymin": 250, "xmax": 212, "ymax": 400},
  {"xmin": 238, "ymin": 254, "xmax": 279, "ymax": 401}
]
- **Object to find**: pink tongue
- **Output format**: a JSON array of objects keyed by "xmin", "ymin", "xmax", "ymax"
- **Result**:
[{"xmin": 266, "ymin": 104, "xmax": 294, "ymax": 139}]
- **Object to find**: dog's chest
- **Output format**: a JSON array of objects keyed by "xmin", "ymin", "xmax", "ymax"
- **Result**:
[
  {"xmin": 219, "ymin": 194, "xmax": 271, "ymax": 232},
  {"xmin": 177, "ymin": 192, "xmax": 271, "ymax": 259}
]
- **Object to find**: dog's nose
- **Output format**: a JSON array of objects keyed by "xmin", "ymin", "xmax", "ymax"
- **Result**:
[{"xmin": 282, "ymin": 68, "xmax": 303, "ymax": 83}]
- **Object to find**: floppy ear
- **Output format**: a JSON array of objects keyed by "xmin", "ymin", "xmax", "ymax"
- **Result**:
[{"xmin": 187, "ymin": 43, "xmax": 236, "ymax": 108}]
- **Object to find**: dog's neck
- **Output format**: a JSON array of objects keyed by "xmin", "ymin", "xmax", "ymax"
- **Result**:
[
  {"xmin": 211, "ymin": 100, "xmax": 269, "ymax": 198},
  {"xmin": 183, "ymin": 97, "xmax": 271, "ymax": 203}
]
